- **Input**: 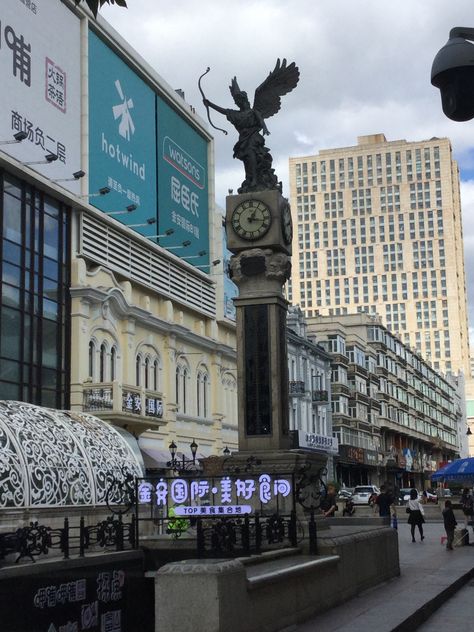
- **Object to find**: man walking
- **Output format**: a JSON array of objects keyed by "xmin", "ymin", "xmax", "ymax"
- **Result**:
[
  {"xmin": 375, "ymin": 485, "xmax": 394, "ymax": 517},
  {"xmin": 442, "ymin": 500, "xmax": 457, "ymax": 551}
]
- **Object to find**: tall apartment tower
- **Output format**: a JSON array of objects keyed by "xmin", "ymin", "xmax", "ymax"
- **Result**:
[{"xmin": 288, "ymin": 133, "xmax": 470, "ymax": 376}]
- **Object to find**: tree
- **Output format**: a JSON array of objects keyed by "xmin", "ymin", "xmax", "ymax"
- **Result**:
[{"xmin": 75, "ymin": 0, "xmax": 127, "ymax": 18}]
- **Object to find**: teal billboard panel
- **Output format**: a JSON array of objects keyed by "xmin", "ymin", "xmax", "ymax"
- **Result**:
[
  {"xmin": 223, "ymin": 224, "xmax": 237, "ymax": 320},
  {"xmin": 157, "ymin": 97, "xmax": 209, "ymax": 266},
  {"xmin": 88, "ymin": 31, "xmax": 157, "ymax": 236}
]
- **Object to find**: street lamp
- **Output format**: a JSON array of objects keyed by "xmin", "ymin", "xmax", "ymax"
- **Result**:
[{"xmin": 167, "ymin": 439, "xmax": 199, "ymax": 473}]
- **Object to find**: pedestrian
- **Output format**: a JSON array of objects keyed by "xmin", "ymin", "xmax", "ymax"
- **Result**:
[
  {"xmin": 460, "ymin": 487, "xmax": 473, "ymax": 527},
  {"xmin": 406, "ymin": 488, "xmax": 425, "ymax": 542},
  {"xmin": 375, "ymin": 484, "xmax": 394, "ymax": 517},
  {"xmin": 321, "ymin": 483, "xmax": 338, "ymax": 518},
  {"xmin": 442, "ymin": 499, "xmax": 457, "ymax": 551},
  {"xmin": 391, "ymin": 507, "xmax": 398, "ymax": 530}
]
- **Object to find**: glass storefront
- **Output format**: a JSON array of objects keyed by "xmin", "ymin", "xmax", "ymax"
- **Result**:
[{"xmin": 0, "ymin": 171, "xmax": 70, "ymax": 408}]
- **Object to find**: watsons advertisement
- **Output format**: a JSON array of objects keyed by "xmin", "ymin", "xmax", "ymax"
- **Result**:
[
  {"xmin": 157, "ymin": 97, "xmax": 209, "ymax": 266},
  {"xmin": 88, "ymin": 31, "xmax": 157, "ymax": 235}
]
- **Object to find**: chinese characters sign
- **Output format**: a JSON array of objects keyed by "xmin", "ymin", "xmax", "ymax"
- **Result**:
[
  {"xmin": 297, "ymin": 430, "xmax": 339, "ymax": 454},
  {"xmin": 0, "ymin": 1, "xmax": 81, "ymax": 192},
  {"xmin": 157, "ymin": 97, "xmax": 209, "ymax": 266},
  {"xmin": 138, "ymin": 473, "xmax": 292, "ymax": 517},
  {"xmin": 122, "ymin": 392, "xmax": 163, "ymax": 418},
  {"xmin": 88, "ymin": 31, "xmax": 157, "ymax": 237}
]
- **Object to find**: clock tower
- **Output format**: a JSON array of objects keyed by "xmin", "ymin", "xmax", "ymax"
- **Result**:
[{"xmin": 226, "ymin": 189, "xmax": 293, "ymax": 452}]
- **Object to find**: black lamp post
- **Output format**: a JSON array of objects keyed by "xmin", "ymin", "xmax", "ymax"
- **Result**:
[{"xmin": 167, "ymin": 439, "xmax": 199, "ymax": 473}]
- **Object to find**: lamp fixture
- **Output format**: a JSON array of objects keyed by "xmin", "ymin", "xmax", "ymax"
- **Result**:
[
  {"xmin": 105, "ymin": 204, "xmax": 137, "ymax": 216},
  {"xmin": 127, "ymin": 217, "xmax": 156, "ymax": 228},
  {"xmin": 467, "ymin": 427, "xmax": 472, "ymax": 436},
  {"xmin": 167, "ymin": 439, "xmax": 199, "ymax": 474},
  {"xmin": 181, "ymin": 250, "xmax": 207, "ymax": 260},
  {"xmin": 79, "ymin": 186, "xmax": 111, "ymax": 198},
  {"xmin": 24, "ymin": 152, "xmax": 58, "ymax": 165},
  {"xmin": 147, "ymin": 228, "xmax": 175, "ymax": 240},
  {"xmin": 195, "ymin": 259, "xmax": 221, "ymax": 269},
  {"xmin": 53, "ymin": 170, "xmax": 86, "ymax": 183},
  {"xmin": 166, "ymin": 240, "xmax": 192, "ymax": 250},
  {"xmin": 0, "ymin": 131, "xmax": 28, "ymax": 145},
  {"xmin": 223, "ymin": 446, "xmax": 231, "ymax": 456}
]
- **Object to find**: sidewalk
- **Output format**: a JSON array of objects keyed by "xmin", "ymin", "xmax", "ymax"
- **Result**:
[{"xmin": 294, "ymin": 523, "xmax": 474, "ymax": 632}]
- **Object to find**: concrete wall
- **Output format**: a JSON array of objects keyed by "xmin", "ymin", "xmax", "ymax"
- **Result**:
[{"xmin": 155, "ymin": 526, "xmax": 399, "ymax": 631}]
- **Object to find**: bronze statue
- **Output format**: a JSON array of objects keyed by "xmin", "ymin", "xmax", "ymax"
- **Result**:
[{"xmin": 199, "ymin": 59, "xmax": 299, "ymax": 194}]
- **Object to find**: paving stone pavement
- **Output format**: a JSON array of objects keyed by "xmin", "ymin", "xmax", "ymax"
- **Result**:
[
  {"xmin": 294, "ymin": 522, "xmax": 474, "ymax": 632},
  {"xmin": 417, "ymin": 579, "xmax": 474, "ymax": 631}
]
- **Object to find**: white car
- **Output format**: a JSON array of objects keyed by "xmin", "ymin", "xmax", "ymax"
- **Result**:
[{"xmin": 351, "ymin": 485, "xmax": 380, "ymax": 505}]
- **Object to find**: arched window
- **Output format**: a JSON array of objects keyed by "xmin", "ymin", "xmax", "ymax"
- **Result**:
[
  {"xmin": 182, "ymin": 368, "xmax": 188, "ymax": 413},
  {"xmin": 153, "ymin": 360, "xmax": 159, "ymax": 391},
  {"xmin": 99, "ymin": 343, "xmax": 106, "ymax": 382},
  {"xmin": 144, "ymin": 357, "xmax": 150, "ymax": 389},
  {"xmin": 88, "ymin": 341, "xmax": 95, "ymax": 380},
  {"xmin": 197, "ymin": 369, "xmax": 210, "ymax": 418},
  {"xmin": 136, "ymin": 355, "xmax": 141, "ymax": 386},
  {"xmin": 110, "ymin": 346, "xmax": 117, "ymax": 381},
  {"xmin": 176, "ymin": 367, "xmax": 180, "ymax": 409}
]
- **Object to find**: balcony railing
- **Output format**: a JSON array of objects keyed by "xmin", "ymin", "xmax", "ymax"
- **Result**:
[
  {"xmin": 311, "ymin": 389, "xmax": 329, "ymax": 402},
  {"xmin": 289, "ymin": 380, "xmax": 305, "ymax": 395},
  {"xmin": 82, "ymin": 382, "xmax": 164, "ymax": 422}
]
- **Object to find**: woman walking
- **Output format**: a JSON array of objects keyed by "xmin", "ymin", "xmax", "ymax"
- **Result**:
[{"xmin": 407, "ymin": 488, "xmax": 425, "ymax": 542}]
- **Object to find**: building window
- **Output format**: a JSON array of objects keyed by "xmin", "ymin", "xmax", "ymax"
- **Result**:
[
  {"xmin": 136, "ymin": 355, "xmax": 142, "ymax": 386},
  {"xmin": 99, "ymin": 343, "xmax": 106, "ymax": 382},
  {"xmin": 88, "ymin": 341, "xmax": 95, "ymax": 380},
  {"xmin": 110, "ymin": 346, "xmax": 117, "ymax": 381},
  {"xmin": 0, "ymin": 171, "xmax": 70, "ymax": 407}
]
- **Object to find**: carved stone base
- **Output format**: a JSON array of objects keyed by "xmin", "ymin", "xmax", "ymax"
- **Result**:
[{"xmin": 229, "ymin": 248, "xmax": 291, "ymax": 299}]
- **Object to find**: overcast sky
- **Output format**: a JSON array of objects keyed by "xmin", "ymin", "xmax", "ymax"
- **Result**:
[{"xmin": 100, "ymin": 0, "xmax": 474, "ymax": 341}]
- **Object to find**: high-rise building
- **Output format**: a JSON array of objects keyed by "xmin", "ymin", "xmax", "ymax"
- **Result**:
[{"xmin": 288, "ymin": 133, "xmax": 470, "ymax": 376}]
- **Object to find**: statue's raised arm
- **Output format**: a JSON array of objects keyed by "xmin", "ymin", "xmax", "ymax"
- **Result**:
[{"xmin": 199, "ymin": 59, "xmax": 299, "ymax": 193}]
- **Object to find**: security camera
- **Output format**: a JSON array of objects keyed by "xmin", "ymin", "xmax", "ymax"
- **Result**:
[{"xmin": 431, "ymin": 27, "xmax": 474, "ymax": 121}]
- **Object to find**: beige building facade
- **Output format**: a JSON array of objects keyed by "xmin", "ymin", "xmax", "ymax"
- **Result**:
[{"xmin": 288, "ymin": 134, "xmax": 470, "ymax": 377}]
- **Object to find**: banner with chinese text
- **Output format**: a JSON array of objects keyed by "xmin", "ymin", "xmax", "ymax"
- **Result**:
[
  {"xmin": 156, "ymin": 97, "xmax": 209, "ymax": 266},
  {"xmin": 88, "ymin": 30, "xmax": 157, "ymax": 236},
  {"xmin": 0, "ymin": 0, "xmax": 81, "ymax": 193}
]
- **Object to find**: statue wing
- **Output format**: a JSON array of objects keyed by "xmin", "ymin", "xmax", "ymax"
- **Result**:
[
  {"xmin": 253, "ymin": 59, "xmax": 300, "ymax": 119},
  {"xmin": 229, "ymin": 76, "xmax": 243, "ymax": 103}
]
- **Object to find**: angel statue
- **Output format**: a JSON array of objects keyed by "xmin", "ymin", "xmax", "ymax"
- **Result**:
[{"xmin": 199, "ymin": 59, "xmax": 300, "ymax": 194}]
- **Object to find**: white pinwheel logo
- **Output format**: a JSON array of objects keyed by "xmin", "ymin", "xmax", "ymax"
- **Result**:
[{"xmin": 112, "ymin": 79, "xmax": 135, "ymax": 141}]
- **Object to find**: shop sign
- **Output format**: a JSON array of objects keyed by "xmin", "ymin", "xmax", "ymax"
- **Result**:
[
  {"xmin": 365, "ymin": 450, "xmax": 378, "ymax": 465},
  {"xmin": 0, "ymin": 0, "xmax": 81, "ymax": 193},
  {"xmin": 297, "ymin": 430, "xmax": 338, "ymax": 454},
  {"xmin": 138, "ymin": 473, "xmax": 292, "ymax": 517},
  {"xmin": 346, "ymin": 446, "xmax": 364, "ymax": 463}
]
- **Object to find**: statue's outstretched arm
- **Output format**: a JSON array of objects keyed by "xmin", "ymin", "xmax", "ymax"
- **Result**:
[{"xmin": 203, "ymin": 99, "xmax": 227, "ymax": 116}]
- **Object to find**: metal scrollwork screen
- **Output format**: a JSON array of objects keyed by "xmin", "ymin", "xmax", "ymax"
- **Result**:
[{"xmin": 0, "ymin": 401, "xmax": 143, "ymax": 508}]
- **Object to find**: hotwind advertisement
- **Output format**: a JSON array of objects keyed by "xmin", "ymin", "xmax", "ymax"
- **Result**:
[
  {"xmin": 88, "ymin": 30, "xmax": 157, "ymax": 236},
  {"xmin": 0, "ymin": 0, "xmax": 81, "ymax": 193},
  {"xmin": 157, "ymin": 97, "xmax": 209, "ymax": 266}
]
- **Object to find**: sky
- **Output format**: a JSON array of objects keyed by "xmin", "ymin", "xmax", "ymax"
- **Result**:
[{"xmin": 100, "ymin": 0, "xmax": 474, "ymax": 340}]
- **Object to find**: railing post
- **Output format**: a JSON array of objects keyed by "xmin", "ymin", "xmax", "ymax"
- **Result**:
[
  {"xmin": 255, "ymin": 513, "xmax": 261, "ymax": 554},
  {"xmin": 79, "ymin": 517, "xmax": 85, "ymax": 557},
  {"xmin": 63, "ymin": 518, "xmax": 70, "ymax": 560},
  {"xmin": 309, "ymin": 509, "xmax": 318, "ymax": 555},
  {"xmin": 289, "ymin": 510, "xmax": 297, "ymax": 547},
  {"xmin": 130, "ymin": 514, "xmax": 136, "ymax": 549},
  {"xmin": 116, "ymin": 515, "xmax": 124, "ymax": 551},
  {"xmin": 196, "ymin": 519, "xmax": 204, "ymax": 558},
  {"xmin": 242, "ymin": 515, "xmax": 250, "ymax": 554}
]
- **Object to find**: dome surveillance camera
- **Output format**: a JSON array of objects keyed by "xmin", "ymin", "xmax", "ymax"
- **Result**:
[{"xmin": 431, "ymin": 28, "xmax": 474, "ymax": 121}]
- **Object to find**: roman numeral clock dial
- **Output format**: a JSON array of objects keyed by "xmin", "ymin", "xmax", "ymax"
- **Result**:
[{"xmin": 231, "ymin": 200, "xmax": 272, "ymax": 241}]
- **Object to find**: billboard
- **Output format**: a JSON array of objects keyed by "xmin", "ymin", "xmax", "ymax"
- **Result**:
[
  {"xmin": 0, "ymin": 0, "xmax": 81, "ymax": 193},
  {"xmin": 88, "ymin": 30, "xmax": 157, "ymax": 236},
  {"xmin": 157, "ymin": 97, "xmax": 209, "ymax": 265}
]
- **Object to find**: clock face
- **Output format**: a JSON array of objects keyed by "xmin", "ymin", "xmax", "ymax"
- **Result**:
[
  {"xmin": 281, "ymin": 202, "xmax": 293, "ymax": 245},
  {"xmin": 231, "ymin": 200, "xmax": 272, "ymax": 241}
]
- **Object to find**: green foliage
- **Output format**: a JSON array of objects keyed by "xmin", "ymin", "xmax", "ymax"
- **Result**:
[{"xmin": 75, "ymin": 0, "xmax": 128, "ymax": 18}]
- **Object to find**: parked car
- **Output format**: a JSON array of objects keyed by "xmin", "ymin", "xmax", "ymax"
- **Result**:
[
  {"xmin": 422, "ymin": 490, "xmax": 438, "ymax": 503},
  {"xmin": 351, "ymin": 485, "xmax": 380, "ymax": 505},
  {"xmin": 337, "ymin": 488, "xmax": 354, "ymax": 501}
]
